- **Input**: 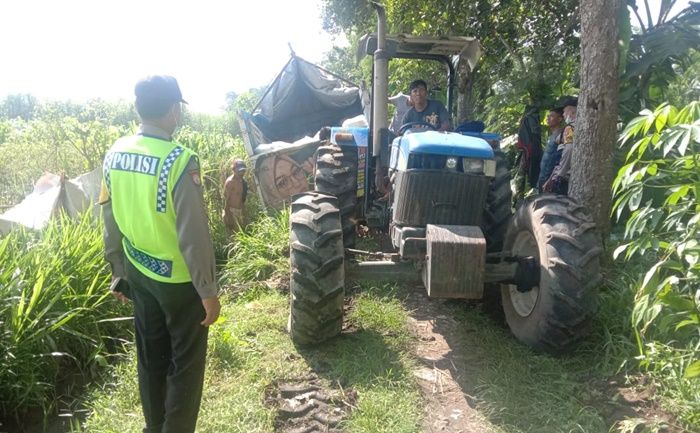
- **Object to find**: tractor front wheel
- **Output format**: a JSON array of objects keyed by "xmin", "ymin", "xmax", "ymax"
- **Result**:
[{"xmin": 288, "ymin": 192, "xmax": 345, "ymax": 346}]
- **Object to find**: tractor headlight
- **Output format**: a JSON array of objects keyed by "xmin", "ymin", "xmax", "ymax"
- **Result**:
[
  {"xmin": 446, "ymin": 157, "xmax": 458, "ymax": 170},
  {"xmin": 484, "ymin": 159, "xmax": 497, "ymax": 177},
  {"xmin": 462, "ymin": 158, "xmax": 484, "ymax": 174}
]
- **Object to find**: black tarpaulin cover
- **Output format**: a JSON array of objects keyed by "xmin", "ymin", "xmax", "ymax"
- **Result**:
[{"xmin": 244, "ymin": 56, "xmax": 363, "ymax": 150}]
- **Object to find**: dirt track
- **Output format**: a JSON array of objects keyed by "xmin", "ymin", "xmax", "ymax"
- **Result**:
[
  {"xmin": 403, "ymin": 286, "xmax": 684, "ymax": 433},
  {"xmin": 404, "ymin": 287, "xmax": 499, "ymax": 433}
]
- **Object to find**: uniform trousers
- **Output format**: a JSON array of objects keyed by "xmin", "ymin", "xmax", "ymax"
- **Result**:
[{"xmin": 125, "ymin": 260, "xmax": 208, "ymax": 433}]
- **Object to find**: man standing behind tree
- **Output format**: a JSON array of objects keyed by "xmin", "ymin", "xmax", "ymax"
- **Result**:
[
  {"xmin": 100, "ymin": 75, "xmax": 220, "ymax": 433},
  {"xmin": 543, "ymin": 96, "xmax": 577, "ymax": 195},
  {"xmin": 537, "ymin": 106, "xmax": 565, "ymax": 192},
  {"xmin": 401, "ymin": 79, "xmax": 451, "ymax": 131}
]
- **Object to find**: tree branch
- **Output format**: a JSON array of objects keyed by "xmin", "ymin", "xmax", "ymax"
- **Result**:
[
  {"xmin": 496, "ymin": 34, "xmax": 525, "ymax": 70},
  {"xmin": 629, "ymin": 2, "xmax": 647, "ymax": 32},
  {"xmin": 660, "ymin": 0, "xmax": 678, "ymax": 23},
  {"xmin": 643, "ymin": 0, "xmax": 654, "ymax": 28}
]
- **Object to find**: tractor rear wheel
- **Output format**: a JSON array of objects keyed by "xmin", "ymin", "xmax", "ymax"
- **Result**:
[
  {"xmin": 314, "ymin": 144, "xmax": 358, "ymax": 248},
  {"xmin": 501, "ymin": 194, "xmax": 602, "ymax": 353},
  {"xmin": 288, "ymin": 192, "xmax": 345, "ymax": 346}
]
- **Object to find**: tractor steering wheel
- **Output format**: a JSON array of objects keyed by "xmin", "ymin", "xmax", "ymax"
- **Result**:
[{"xmin": 398, "ymin": 121, "xmax": 437, "ymax": 135}]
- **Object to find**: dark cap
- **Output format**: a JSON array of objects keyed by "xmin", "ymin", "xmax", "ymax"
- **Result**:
[
  {"xmin": 549, "ymin": 106, "xmax": 564, "ymax": 115},
  {"xmin": 233, "ymin": 159, "xmax": 247, "ymax": 172},
  {"xmin": 134, "ymin": 75, "xmax": 188, "ymax": 105},
  {"xmin": 554, "ymin": 96, "xmax": 578, "ymax": 109}
]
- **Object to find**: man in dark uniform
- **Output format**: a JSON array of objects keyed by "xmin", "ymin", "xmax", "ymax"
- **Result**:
[
  {"xmin": 537, "ymin": 106, "xmax": 565, "ymax": 192},
  {"xmin": 543, "ymin": 96, "xmax": 578, "ymax": 195},
  {"xmin": 100, "ymin": 75, "xmax": 220, "ymax": 433}
]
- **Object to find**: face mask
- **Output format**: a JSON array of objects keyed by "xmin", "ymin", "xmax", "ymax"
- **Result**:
[{"xmin": 170, "ymin": 105, "xmax": 182, "ymax": 136}]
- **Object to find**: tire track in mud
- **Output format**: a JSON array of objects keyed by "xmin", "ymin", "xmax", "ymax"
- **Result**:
[{"xmin": 265, "ymin": 375, "xmax": 357, "ymax": 433}]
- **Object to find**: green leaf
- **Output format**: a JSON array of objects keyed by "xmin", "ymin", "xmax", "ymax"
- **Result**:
[
  {"xmin": 642, "ymin": 109, "xmax": 656, "ymax": 135},
  {"xmin": 684, "ymin": 360, "xmax": 700, "ymax": 379},
  {"xmin": 627, "ymin": 136, "xmax": 650, "ymax": 161},
  {"xmin": 613, "ymin": 243, "xmax": 630, "ymax": 260},
  {"xmin": 629, "ymin": 189, "xmax": 644, "ymax": 212},
  {"xmin": 661, "ymin": 129, "xmax": 683, "ymax": 155},
  {"xmin": 678, "ymin": 126, "xmax": 692, "ymax": 156},
  {"xmin": 665, "ymin": 185, "xmax": 690, "ymax": 206},
  {"xmin": 641, "ymin": 261, "xmax": 662, "ymax": 292},
  {"xmin": 655, "ymin": 104, "xmax": 671, "ymax": 132},
  {"xmin": 689, "ymin": 213, "xmax": 700, "ymax": 227},
  {"xmin": 675, "ymin": 315, "xmax": 699, "ymax": 331},
  {"xmin": 676, "ymin": 101, "xmax": 700, "ymax": 124},
  {"xmin": 658, "ymin": 289, "xmax": 694, "ymax": 312},
  {"xmin": 620, "ymin": 114, "xmax": 648, "ymax": 144}
]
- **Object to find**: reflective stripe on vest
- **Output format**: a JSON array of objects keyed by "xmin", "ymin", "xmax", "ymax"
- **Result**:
[{"xmin": 103, "ymin": 135, "xmax": 196, "ymax": 283}]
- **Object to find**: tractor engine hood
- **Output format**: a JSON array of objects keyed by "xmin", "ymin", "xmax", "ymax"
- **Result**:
[{"xmin": 390, "ymin": 131, "xmax": 495, "ymax": 173}]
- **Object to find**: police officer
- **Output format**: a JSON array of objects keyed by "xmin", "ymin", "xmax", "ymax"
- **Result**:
[{"xmin": 100, "ymin": 75, "xmax": 220, "ymax": 433}]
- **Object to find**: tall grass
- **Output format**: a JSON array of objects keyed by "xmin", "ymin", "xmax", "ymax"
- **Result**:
[
  {"xmin": 219, "ymin": 209, "xmax": 289, "ymax": 289},
  {"xmin": 0, "ymin": 212, "xmax": 132, "ymax": 422},
  {"xmin": 174, "ymin": 126, "xmax": 251, "ymax": 260}
]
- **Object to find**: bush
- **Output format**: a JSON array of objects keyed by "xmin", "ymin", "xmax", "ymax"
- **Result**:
[{"xmin": 612, "ymin": 101, "xmax": 700, "ymax": 427}]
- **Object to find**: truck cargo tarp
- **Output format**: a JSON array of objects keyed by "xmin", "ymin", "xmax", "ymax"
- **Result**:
[
  {"xmin": 243, "ymin": 56, "xmax": 363, "ymax": 151},
  {"xmin": 0, "ymin": 168, "xmax": 101, "ymax": 235}
]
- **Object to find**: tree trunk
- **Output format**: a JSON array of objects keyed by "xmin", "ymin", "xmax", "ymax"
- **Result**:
[
  {"xmin": 456, "ymin": 58, "xmax": 475, "ymax": 124},
  {"xmin": 570, "ymin": 0, "xmax": 620, "ymax": 234}
]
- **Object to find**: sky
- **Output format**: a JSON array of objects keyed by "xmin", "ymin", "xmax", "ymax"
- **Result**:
[
  {"xmin": 0, "ymin": 0, "xmax": 691, "ymax": 114},
  {"xmin": 0, "ymin": 0, "xmax": 343, "ymax": 113}
]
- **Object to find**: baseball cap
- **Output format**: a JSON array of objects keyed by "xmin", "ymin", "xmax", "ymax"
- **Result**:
[
  {"xmin": 233, "ymin": 159, "xmax": 247, "ymax": 172},
  {"xmin": 549, "ymin": 106, "xmax": 564, "ymax": 115},
  {"xmin": 554, "ymin": 96, "xmax": 578, "ymax": 110},
  {"xmin": 134, "ymin": 75, "xmax": 188, "ymax": 105}
]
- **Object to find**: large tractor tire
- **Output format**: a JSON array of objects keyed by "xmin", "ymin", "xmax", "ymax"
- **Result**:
[
  {"xmin": 314, "ymin": 144, "xmax": 358, "ymax": 248},
  {"xmin": 482, "ymin": 150, "xmax": 512, "ymax": 253},
  {"xmin": 481, "ymin": 150, "xmax": 513, "ymax": 317},
  {"xmin": 288, "ymin": 192, "xmax": 345, "ymax": 346},
  {"xmin": 501, "ymin": 194, "xmax": 602, "ymax": 353}
]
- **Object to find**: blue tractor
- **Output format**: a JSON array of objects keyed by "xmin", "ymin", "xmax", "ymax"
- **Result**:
[{"xmin": 287, "ymin": 3, "xmax": 602, "ymax": 353}]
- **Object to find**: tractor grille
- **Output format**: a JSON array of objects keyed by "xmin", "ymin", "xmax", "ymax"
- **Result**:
[{"xmin": 392, "ymin": 170, "xmax": 490, "ymax": 226}]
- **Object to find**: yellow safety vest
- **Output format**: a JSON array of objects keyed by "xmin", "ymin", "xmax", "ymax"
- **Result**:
[{"xmin": 103, "ymin": 134, "xmax": 196, "ymax": 283}]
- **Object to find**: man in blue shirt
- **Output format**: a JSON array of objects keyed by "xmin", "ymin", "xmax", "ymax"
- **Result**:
[{"xmin": 401, "ymin": 79, "xmax": 451, "ymax": 131}]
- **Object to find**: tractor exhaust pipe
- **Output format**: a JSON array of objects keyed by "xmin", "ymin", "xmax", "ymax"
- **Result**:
[{"xmin": 371, "ymin": 1, "xmax": 388, "ymax": 158}]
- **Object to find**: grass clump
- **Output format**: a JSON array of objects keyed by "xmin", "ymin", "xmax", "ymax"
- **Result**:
[
  {"xmin": 0, "ymin": 213, "xmax": 132, "ymax": 424},
  {"xmin": 220, "ymin": 209, "xmax": 289, "ymax": 287}
]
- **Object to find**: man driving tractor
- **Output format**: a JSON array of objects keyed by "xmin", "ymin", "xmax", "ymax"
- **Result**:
[{"xmin": 401, "ymin": 79, "xmax": 451, "ymax": 132}]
